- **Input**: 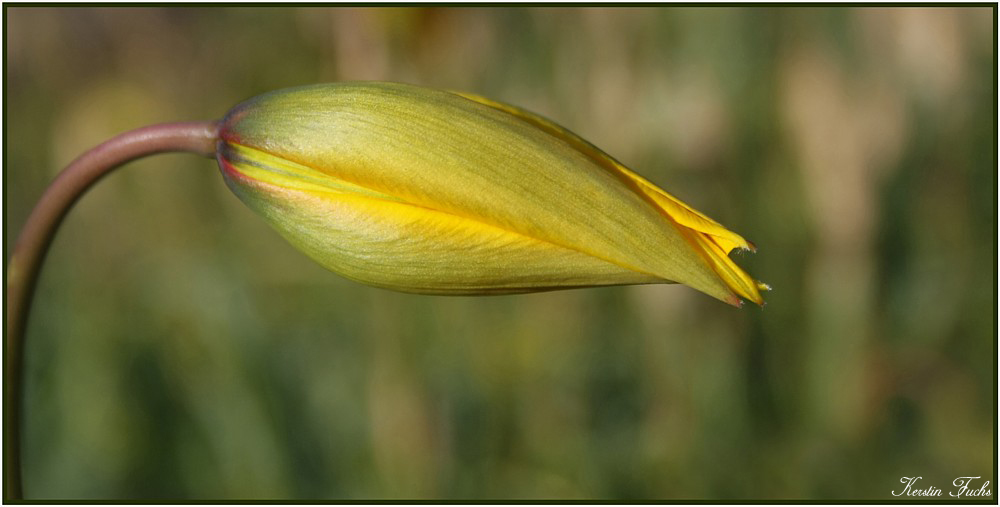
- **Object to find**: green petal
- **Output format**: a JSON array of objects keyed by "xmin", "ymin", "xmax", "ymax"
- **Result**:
[{"xmin": 451, "ymin": 90, "xmax": 765, "ymax": 304}]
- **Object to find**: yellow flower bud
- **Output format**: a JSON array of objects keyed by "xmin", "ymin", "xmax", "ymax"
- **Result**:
[{"xmin": 217, "ymin": 82, "xmax": 767, "ymax": 306}]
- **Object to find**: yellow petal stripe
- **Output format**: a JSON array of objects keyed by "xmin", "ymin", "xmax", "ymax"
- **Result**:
[{"xmin": 220, "ymin": 151, "xmax": 665, "ymax": 294}]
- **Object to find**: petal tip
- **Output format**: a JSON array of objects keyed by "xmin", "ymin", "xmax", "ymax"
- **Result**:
[{"xmin": 725, "ymin": 293, "xmax": 744, "ymax": 308}]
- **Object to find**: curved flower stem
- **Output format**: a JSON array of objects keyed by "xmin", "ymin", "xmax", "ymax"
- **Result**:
[{"xmin": 4, "ymin": 121, "xmax": 219, "ymax": 500}]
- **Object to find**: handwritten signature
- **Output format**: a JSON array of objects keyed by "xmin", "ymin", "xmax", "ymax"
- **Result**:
[{"xmin": 893, "ymin": 476, "xmax": 992, "ymax": 498}]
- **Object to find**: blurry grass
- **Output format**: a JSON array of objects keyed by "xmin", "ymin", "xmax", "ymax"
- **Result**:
[{"xmin": 5, "ymin": 6, "xmax": 995, "ymax": 499}]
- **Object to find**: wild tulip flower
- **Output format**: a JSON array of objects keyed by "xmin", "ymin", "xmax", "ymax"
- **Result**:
[
  {"xmin": 7, "ymin": 81, "xmax": 769, "ymax": 499},
  {"xmin": 216, "ymin": 82, "xmax": 767, "ymax": 305}
]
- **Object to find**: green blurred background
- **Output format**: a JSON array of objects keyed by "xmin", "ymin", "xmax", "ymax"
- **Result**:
[{"xmin": 4, "ymin": 6, "xmax": 995, "ymax": 500}]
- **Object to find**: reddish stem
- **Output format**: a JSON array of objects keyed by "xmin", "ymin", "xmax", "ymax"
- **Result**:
[{"xmin": 4, "ymin": 121, "xmax": 219, "ymax": 500}]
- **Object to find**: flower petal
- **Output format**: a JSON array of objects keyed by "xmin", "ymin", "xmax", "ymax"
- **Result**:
[
  {"xmin": 451, "ymin": 90, "xmax": 765, "ymax": 304},
  {"xmin": 220, "ymin": 148, "xmax": 664, "ymax": 294}
]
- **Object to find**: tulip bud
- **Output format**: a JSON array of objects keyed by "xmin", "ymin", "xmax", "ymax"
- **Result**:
[{"xmin": 216, "ymin": 82, "xmax": 767, "ymax": 305}]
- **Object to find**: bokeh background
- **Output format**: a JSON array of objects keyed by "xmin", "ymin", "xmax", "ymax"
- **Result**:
[{"xmin": 4, "ymin": 6, "xmax": 995, "ymax": 500}]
